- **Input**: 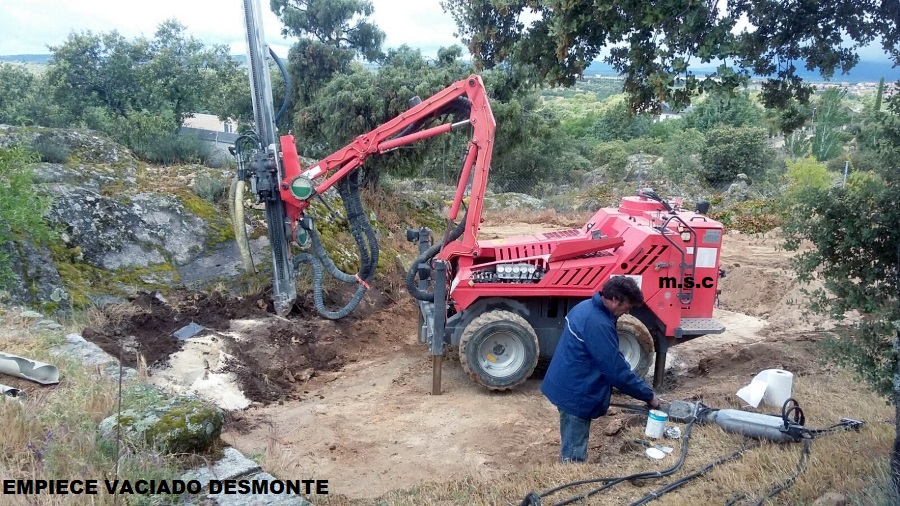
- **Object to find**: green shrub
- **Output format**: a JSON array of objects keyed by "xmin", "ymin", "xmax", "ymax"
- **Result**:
[
  {"xmin": 193, "ymin": 174, "xmax": 227, "ymax": 204},
  {"xmin": 785, "ymin": 156, "xmax": 831, "ymax": 194},
  {"xmin": 593, "ymin": 141, "xmax": 629, "ymax": 180},
  {"xmin": 709, "ymin": 199, "xmax": 784, "ymax": 234},
  {"xmin": 0, "ymin": 146, "xmax": 56, "ymax": 287},
  {"xmin": 700, "ymin": 126, "xmax": 772, "ymax": 184},
  {"xmin": 662, "ymin": 129, "xmax": 705, "ymax": 180},
  {"xmin": 623, "ymin": 137, "xmax": 664, "ymax": 156},
  {"xmin": 31, "ymin": 137, "xmax": 71, "ymax": 163},
  {"xmin": 825, "ymin": 151, "xmax": 878, "ymax": 173},
  {"xmin": 133, "ymin": 134, "xmax": 215, "ymax": 165}
]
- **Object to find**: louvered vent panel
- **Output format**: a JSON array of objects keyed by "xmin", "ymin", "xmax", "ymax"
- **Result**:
[{"xmin": 543, "ymin": 229, "xmax": 581, "ymax": 239}]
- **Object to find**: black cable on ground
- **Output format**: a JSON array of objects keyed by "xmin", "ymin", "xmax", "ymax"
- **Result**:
[
  {"xmin": 751, "ymin": 438, "xmax": 811, "ymax": 506},
  {"xmin": 524, "ymin": 396, "xmax": 861, "ymax": 506},
  {"xmin": 521, "ymin": 412, "xmax": 707, "ymax": 506},
  {"xmin": 630, "ymin": 439, "xmax": 761, "ymax": 506}
]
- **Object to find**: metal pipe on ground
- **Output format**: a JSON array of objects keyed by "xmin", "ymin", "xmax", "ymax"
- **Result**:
[{"xmin": 0, "ymin": 352, "xmax": 60, "ymax": 384}]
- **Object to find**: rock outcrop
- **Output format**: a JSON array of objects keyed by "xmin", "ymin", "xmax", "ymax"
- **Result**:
[{"xmin": 99, "ymin": 394, "xmax": 225, "ymax": 454}]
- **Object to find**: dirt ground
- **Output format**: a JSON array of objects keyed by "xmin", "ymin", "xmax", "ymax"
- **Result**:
[{"xmin": 80, "ymin": 224, "xmax": 839, "ymax": 500}]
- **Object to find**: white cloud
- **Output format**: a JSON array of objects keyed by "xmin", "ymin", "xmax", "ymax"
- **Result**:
[
  {"xmin": 0, "ymin": 0, "xmax": 461, "ymax": 58},
  {"xmin": 0, "ymin": 0, "xmax": 892, "ymax": 66}
]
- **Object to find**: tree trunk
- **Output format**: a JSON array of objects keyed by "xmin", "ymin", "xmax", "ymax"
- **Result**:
[{"xmin": 893, "ymin": 331, "xmax": 900, "ymax": 496}]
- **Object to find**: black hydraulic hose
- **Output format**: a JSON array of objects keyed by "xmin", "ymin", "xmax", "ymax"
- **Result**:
[
  {"xmin": 629, "ymin": 439, "xmax": 761, "ymax": 506},
  {"xmin": 752, "ymin": 438, "xmax": 811, "ymax": 506},
  {"xmin": 292, "ymin": 218, "xmax": 369, "ymax": 319},
  {"xmin": 523, "ymin": 409, "xmax": 723, "ymax": 506},
  {"xmin": 293, "ymin": 252, "xmax": 366, "ymax": 320},
  {"xmin": 394, "ymin": 97, "xmax": 472, "ymax": 139},
  {"xmin": 307, "ymin": 219, "xmax": 360, "ymax": 284},
  {"xmin": 724, "ymin": 438, "xmax": 812, "ymax": 506},
  {"xmin": 406, "ymin": 214, "xmax": 467, "ymax": 302},
  {"xmin": 337, "ymin": 171, "xmax": 379, "ymax": 281},
  {"xmin": 268, "ymin": 47, "xmax": 291, "ymax": 125}
]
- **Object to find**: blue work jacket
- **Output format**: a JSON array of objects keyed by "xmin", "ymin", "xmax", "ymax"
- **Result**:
[{"xmin": 541, "ymin": 292, "xmax": 654, "ymax": 419}]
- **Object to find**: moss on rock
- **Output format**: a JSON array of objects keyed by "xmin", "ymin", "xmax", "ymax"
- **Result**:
[
  {"xmin": 99, "ymin": 396, "xmax": 224, "ymax": 454},
  {"xmin": 179, "ymin": 193, "xmax": 234, "ymax": 247},
  {"xmin": 49, "ymin": 242, "xmax": 180, "ymax": 308}
]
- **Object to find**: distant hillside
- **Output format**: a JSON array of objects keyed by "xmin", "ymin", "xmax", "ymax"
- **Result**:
[
  {"xmin": 3, "ymin": 52, "xmax": 895, "ymax": 83},
  {"xmin": 0, "ymin": 54, "xmax": 51, "ymax": 64},
  {"xmin": 0, "ymin": 53, "xmax": 243, "ymax": 66},
  {"xmin": 585, "ymin": 60, "xmax": 899, "ymax": 83}
]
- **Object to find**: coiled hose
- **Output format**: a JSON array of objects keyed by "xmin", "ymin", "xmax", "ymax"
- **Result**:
[
  {"xmin": 293, "ymin": 222, "xmax": 367, "ymax": 320},
  {"xmin": 337, "ymin": 171, "xmax": 378, "ymax": 282},
  {"xmin": 405, "ymin": 215, "xmax": 467, "ymax": 302},
  {"xmin": 294, "ymin": 170, "xmax": 378, "ymax": 320}
]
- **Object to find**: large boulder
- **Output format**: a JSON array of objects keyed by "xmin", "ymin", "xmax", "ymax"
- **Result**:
[
  {"xmin": 581, "ymin": 167, "xmax": 610, "ymax": 188},
  {"xmin": 0, "ymin": 220, "xmax": 71, "ymax": 316},
  {"xmin": 46, "ymin": 187, "xmax": 211, "ymax": 271},
  {"xmin": 0, "ymin": 125, "xmax": 134, "ymax": 166},
  {"xmin": 99, "ymin": 395, "xmax": 224, "ymax": 454},
  {"xmin": 483, "ymin": 192, "xmax": 546, "ymax": 211},
  {"xmin": 31, "ymin": 161, "xmax": 138, "ymax": 192},
  {"xmin": 725, "ymin": 180, "xmax": 752, "ymax": 202}
]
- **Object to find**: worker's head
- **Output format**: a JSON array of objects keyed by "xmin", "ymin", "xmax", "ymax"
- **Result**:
[{"xmin": 600, "ymin": 277, "xmax": 644, "ymax": 317}]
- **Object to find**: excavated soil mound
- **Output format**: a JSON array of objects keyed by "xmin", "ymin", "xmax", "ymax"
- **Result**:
[
  {"xmin": 82, "ymin": 290, "xmax": 266, "ymax": 368},
  {"xmin": 220, "ymin": 317, "xmax": 347, "ymax": 403},
  {"xmin": 81, "ymin": 286, "xmax": 396, "ymax": 405}
]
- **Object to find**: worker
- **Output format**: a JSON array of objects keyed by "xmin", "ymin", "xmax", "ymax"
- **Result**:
[{"xmin": 541, "ymin": 276, "xmax": 660, "ymax": 463}]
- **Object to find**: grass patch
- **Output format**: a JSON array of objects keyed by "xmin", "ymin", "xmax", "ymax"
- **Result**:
[
  {"xmin": 132, "ymin": 134, "xmax": 215, "ymax": 167},
  {"xmin": 306, "ymin": 367, "xmax": 893, "ymax": 505},
  {"xmin": 31, "ymin": 137, "xmax": 71, "ymax": 164},
  {"xmin": 0, "ymin": 308, "xmax": 192, "ymax": 505}
]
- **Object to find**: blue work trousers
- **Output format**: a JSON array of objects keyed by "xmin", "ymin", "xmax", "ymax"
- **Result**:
[{"xmin": 558, "ymin": 408, "xmax": 591, "ymax": 463}]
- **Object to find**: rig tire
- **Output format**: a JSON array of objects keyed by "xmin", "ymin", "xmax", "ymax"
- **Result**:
[
  {"xmin": 459, "ymin": 310, "xmax": 539, "ymax": 391},
  {"xmin": 617, "ymin": 314, "xmax": 654, "ymax": 379}
]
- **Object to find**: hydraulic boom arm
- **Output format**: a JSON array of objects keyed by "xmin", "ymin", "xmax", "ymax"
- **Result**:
[
  {"xmin": 236, "ymin": 0, "xmax": 496, "ymax": 319},
  {"xmin": 278, "ymin": 75, "xmax": 496, "ymax": 254}
]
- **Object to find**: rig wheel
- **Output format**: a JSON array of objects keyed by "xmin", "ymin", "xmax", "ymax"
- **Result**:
[
  {"xmin": 459, "ymin": 310, "xmax": 539, "ymax": 391},
  {"xmin": 617, "ymin": 314, "xmax": 654, "ymax": 379}
]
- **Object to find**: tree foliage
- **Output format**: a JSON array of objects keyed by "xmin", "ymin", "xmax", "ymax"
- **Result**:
[
  {"xmin": 662, "ymin": 128, "xmax": 705, "ymax": 180},
  {"xmin": 442, "ymin": 0, "xmax": 899, "ymax": 113},
  {"xmin": 684, "ymin": 90, "xmax": 765, "ymax": 132},
  {"xmin": 782, "ymin": 89, "xmax": 900, "ymax": 491},
  {"xmin": 45, "ymin": 21, "xmax": 243, "ymax": 145},
  {"xmin": 0, "ymin": 64, "xmax": 39, "ymax": 126},
  {"xmin": 274, "ymin": 0, "xmax": 386, "ymax": 134},
  {"xmin": 0, "ymin": 146, "xmax": 55, "ymax": 288},
  {"xmin": 700, "ymin": 126, "xmax": 772, "ymax": 184},
  {"xmin": 271, "ymin": 0, "xmax": 385, "ymax": 61},
  {"xmin": 288, "ymin": 43, "xmax": 554, "ymax": 192},
  {"xmin": 811, "ymin": 88, "xmax": 850, "ymax": 161},
  {"xmin": 591, "ymin": 101, "xmax": 652, "ymax": 142},
  {"xmin": 784, "ymin": 156, "xmax": 831, "ymax": 195}
]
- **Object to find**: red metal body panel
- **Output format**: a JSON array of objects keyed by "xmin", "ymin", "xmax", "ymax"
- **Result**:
[
  {"xmin": 448, "ymin": 196, "xmax": 723, "ymax": 339},
  {"xmin": 271, "ymin": 71, "xmax": 722, "ymax": 342}
]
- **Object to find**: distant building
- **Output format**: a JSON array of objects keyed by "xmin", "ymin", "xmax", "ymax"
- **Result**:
[
  {"xmin": 179, "ymin": 113, "xmax": 239, "ymax": 158},
  {"xmin": 656, "ymin": 103, "xmax": 692, "ymax": 122}
]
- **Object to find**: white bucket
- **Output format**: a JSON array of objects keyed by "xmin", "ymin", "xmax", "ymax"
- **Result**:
[{"xmin": 645, "ymin": 409, "xmax": 668, "ymax": 439}]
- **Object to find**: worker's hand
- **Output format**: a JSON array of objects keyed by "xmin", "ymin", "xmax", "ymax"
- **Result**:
[{"xmin": 647, "ymin": 396, "xmax": 661, "ymax": 409}]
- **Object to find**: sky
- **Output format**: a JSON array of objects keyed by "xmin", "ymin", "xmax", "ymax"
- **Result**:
[
  {"xmin": 0, "ymin": 0, "xmax": 463, "ymax": 59},
  {"xmin": 0, "ymin": 0, "xmax": 892, "ymax": 64}
]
